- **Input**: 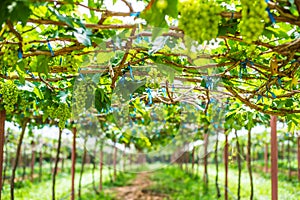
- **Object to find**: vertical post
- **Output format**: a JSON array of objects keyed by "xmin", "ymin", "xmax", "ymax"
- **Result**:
[
  {"xmin": 264, "ymin": 143, "xmax": 268, "ymax": 173},
  {"xmin": 123, "ymin": 143, "xmax": 126, "ymax": 172},
  {"xmin": 287, "ymin": 139, "xmax": 291, "ymax": 180},
  {"xmin": 0, "ymin": 110, "xmax": 6, "ymax": 199},
  {"xmin": 214, "ymin": 132, "xmax": 221, "ymax": 198},
  {"xmin": 297, "ymin": 132, "xmax": 300, "ymax": 181},
  {"xmin": 270, "ymin": 116, "xmax": 278, "ymax": 200},
  {"xmin": 113, "ymin": 144, "xmax": 117, "ymax": 182},
  {"xmin": 224, "ymin": 133, "xmax": 229, "ymax": 200},
  {"xmin": 30, "ymin": 141, "xmax": 35, "ymax": 182},
  {"xmin": 191, "ymin": 147, "xmax": 195, "ymax": 174},
  {"xmin": 39, "ymin": 150, "xmax": 43, "ymax": 182},
  {"xmin": 203, "ymin": 133, "xmax": 209, "ymax": 186},
  {"xmin": 99, "ymin": 145, "xmax": 103, "ymax": 191},
  {"xmin": 247, "ymin": 128, "xmax": 254, "ymax": 200},
  {"xmin": 52, "ymin": 129, "xmax": 62, "ymax": 200},
  {"xmin": 71, "ymin": 127, "xmax": 76, "ymax": 200}
]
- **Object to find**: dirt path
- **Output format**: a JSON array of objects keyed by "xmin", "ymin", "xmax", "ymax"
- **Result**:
[{"xmin": 112, "ymin": 172, "xmax": 169, "ymax": 200}]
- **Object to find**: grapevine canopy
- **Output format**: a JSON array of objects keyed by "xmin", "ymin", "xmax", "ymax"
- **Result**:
[{"xmin": 0, "ymin": 0, "xmax": 300, "ymax": 136}]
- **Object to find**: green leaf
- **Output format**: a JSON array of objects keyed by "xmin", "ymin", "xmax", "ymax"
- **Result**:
[
  {"xmin": 201, "ymin": 79, "xmax": 206, "ymax": 88},
  {"xmin": 36, "ymin": 56, "xmax": 50, "ymax": 75},
  {"xmin": 140, "ymin": 7, "xmax": 168, "ymax": 29},
  {"xmin": 88, "ymin": 0, "xmax": 96, "ymax": 18},
  {"xmin": 97, "ymin": 52, "xmax": 114, "ymax": 64},
  {"xmin": 165, "ymin": 0, "xmax": 178, "ymax": 18},
  {"xmin": 48, "ymin": 7, "xmax": 74, "ymax": 28},
  {"xmin": 156, "ymin": 63, "xmax": 177, "ymax": 82},
  {"xmin": 33, "ymin": 87, "xmax": 44, "ymax": 100},
  {"xmin": 285, "ymin": 99, "xmax": 294, "ymax": 107},
  {"xmin": 289, "ymin": 3, "xmax": 299, "ymax": 17},
  {"xmin": 16, "ymin": 60, "xmax": 26, "ymax": 84},
  {"xmin": 43, "ymin": 112, "xmax": 49, "ymax": 122},
  {"xmin": 9, "ymin": 1, "xmax": 31, "ymax": 25}
]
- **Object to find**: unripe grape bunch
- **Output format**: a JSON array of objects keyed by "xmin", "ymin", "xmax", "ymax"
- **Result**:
[
  {"xmin": 72, "ymin": 81, "xmax": 88, "ymax": 116},
  {"xmin": 239, "ymin": 0, "xmax": 269, "ymax": 42},
  {"xmin": 47, "ymin": 103, "xmax": 71, "ymax": 129},
  {"xmin": 65, "ymin": 54, "xmax": 78, "ymax": 73},
  {"xmin": 2, "ymin": 46, "xmax": 18, "ymax": 67},
  {"xmin": 0, "ymin": 81, "xmax": 19, "ymax": 113},
  {"xmin": 178, "ymin": 0, "xmax": 222, "ymax": 44},
  {"xmin": 156, "ymin": 0, "xmax": 168, "ymax": 10}
]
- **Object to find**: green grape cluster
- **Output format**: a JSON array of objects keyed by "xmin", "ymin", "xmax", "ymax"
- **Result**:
[
  {"xmin": 3, "ymin": 46, "xmax": 18, "ymax": 67},
  {"xmin": 178, "ymin": 0, "xmax": 222, "ymax": 44},
  {"xmin": 19, "ymin": 97, "xmax": 27, "ymax": 110},
  {"xmin": 156, "ymin": 0, "xmax": 168, "ymax": 11},
  {"xmin": 73, "ymin": 82, "xmax": 88, "ymax": 116},
  {"xmin": 48, "ymin": 103, "xmax": 71, "ymax": 129},
  {"xmin": 0, "ymin": 81, "xmax": 19, "ymax": 113},
  {"xmin": 65, "ymin": 55, "xmax": 78, "ymax": 72},
  {"xmin": 240, "ymin": 0, "xmax": 269, "ymax": 42}
]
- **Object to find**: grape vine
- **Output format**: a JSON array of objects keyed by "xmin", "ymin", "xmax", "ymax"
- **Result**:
[
  {"xmin": 64, "ymin": 54, "xmax": 79, "ymax": 73},
  {"xmin": 0, "ymin": 81, "xmax": 19, "ymax": 113},
  {"xmin": 47, "ymin": 103, "xmax": 71, "ymax": 129},
  {"xmin": 239, "ymin": 0, "xmax": 269, "ymax": 42},
  {"xmin": 178, "ymin": 0, "xmax": 221, "ymax": 44},
  {"xmin": 72, "ymin": 80, "xmax": 97, "ymax": 117}
]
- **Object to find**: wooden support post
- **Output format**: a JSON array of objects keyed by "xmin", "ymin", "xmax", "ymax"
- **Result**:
[
  {"xmin": 71, "ymin": 127, "xmax": 76, "ymax": 200},
  {"xmin": 298, "ymin": 132, "xmax": 300, "ymax": 181},
  {"xmin": 270, "ymin": 116, "xmax": 278, "ymax": 200},
  {"xmin": 99, "ymin": 146, "xmax": 103, "ymax": 191},
  {"xmin": 264, "ymin": 143, "xmax": 268, "ymax": 173},
  {"xmin": 113, "ymin": 145, "xmax": 117, "ymax": 182},
  {"xmin": 0, "ymin": 110, "xmax": 6, "ymax": 199},
  {"xmin": 224, "ymin": 133, "xmax": 229, "ymax": 200}
]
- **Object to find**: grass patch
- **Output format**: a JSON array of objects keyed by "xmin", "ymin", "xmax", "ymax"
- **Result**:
[
  {"xmin": 1, "ymin": 163, "xmax": 136, "ymax": 200},
  {"xmin": 147, "ymin": 164, "xmax": 300, "ymax": 200},
  {"xmin": 148, "ymin": 167, "xmax": 215, "ymax": 200}
]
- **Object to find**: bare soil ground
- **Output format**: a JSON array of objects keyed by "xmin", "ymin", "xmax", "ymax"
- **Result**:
[{"xmin": 112, "ymin": 172, "xmax": 170, "ymax": 200}]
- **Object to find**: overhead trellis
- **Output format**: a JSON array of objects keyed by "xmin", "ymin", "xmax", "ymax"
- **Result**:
[
  {"xmin": 0, "ymin": 0, "xmax": 300, "ymax": 123},
  {"xmin": 1, "ymin": 2, "xmax": 300, "ymax": 200}
]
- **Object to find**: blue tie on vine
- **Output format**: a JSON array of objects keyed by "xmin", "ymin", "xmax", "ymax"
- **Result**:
[
  {"xmin": 47, "ymin": 39, "xmax": 54, "ymax": 56},
  {"xmin": 119, "ymin": 72, "xmax": 125, "ymax": 85},
  {"xmin": 276, "ymin": 76, "xmax": 283, "ymax": 88},
  {"xmin": 26, "ymin": 70, "xmax": 36, "ymax": 79},
  {"xmin": 265, "ymin": 0, "xmax": 276, "ymax": 23},
  {"xmin": 128, "ymin": 64, "xmax": 134, "ymax": 80},
  {"xmin": 257, "ymin": 94, "xmax": 263, "ymax": 103},
  {"xmin": 266, "ymin": 85, "xmax": 276, "ymax": 99},
  {"xmin": 130, "ymin": 12, "xmax": 140, "ymax": 17},
  {"xmin": 111, "ymin": 39, "xmax": 116, "ymax": 52},
  {"xmin": 161, "ymin": 88, "xmax": 167, "ymax": 97},
  {"xmin": 208, "ymin": 97, "xmax": 216, "ymax": 105},
  {"xmin": 78, "ymin": 68, "xmax": 85, "ymax": 80},
  {"xmin": 239, "ymin": 58, "xmax": 253, "ymax": 78},
  {"xmin": 203, "ymin": 76, "xmax": 213, "ymax": 90},
  {"xmin": 146, "ymin": 88, "xmax": 152, "ymax": 105},
  {"xmin": 129, "ymin": 107, "xmax": 136, "ymax": 118},
  {"xmin": 18, "ymin": 48, "xmax": 23, "ymax": 59}
]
